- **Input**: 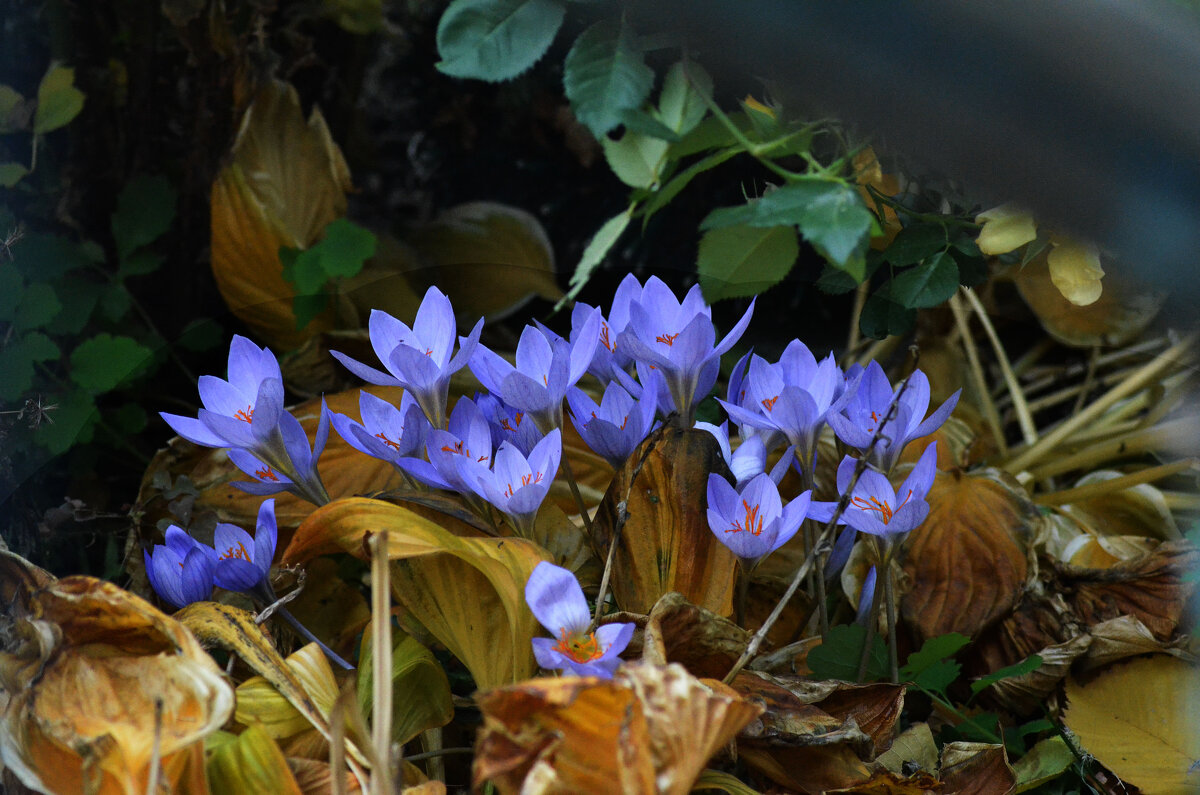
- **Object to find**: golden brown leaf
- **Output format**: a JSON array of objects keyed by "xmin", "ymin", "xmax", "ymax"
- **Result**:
[
  {"xmin": 210, "ymin": 79, "xmax": 352, "ymax": 348},
  {"xmin": 593, "ymin": 426, "xmax": 738, "ymax": 616},
  {"xmin": 874, "ymin": 723, "xmax": 939, "ymax": 776},
  {"xmin": 939, "ymin": 742, "xmax": 1015, "ymax": 795},
  {"xmin": 287, "ymin": 757, "xmax": 362, "ymax": 794},
  {"xmin": 0, "ymin": 567, "xmax": 232, "ymax": 795},
  {"xmin": 826, "ymin": 769, "xmax": 943, "ymax": 794},
  {"xmin": 1064, "ymin": 656, "xmax": 1200, "ymax": 795},
  {"xmin": 984, "ymin": 635, "xmax": 1090, "ymax": 715},
  {"xmin": 901, "ymin": 468, "xmax": 1035, "ymax": 642},
  {"xmin": 1076, "ymin": 614, "xmax": 1193, "ymax": 674},
  {"xmin": 641, "ymin": 591, "xmax": 751, "ymax": 680}
]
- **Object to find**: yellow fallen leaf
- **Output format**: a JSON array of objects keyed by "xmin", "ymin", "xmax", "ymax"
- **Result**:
[
  {"xmin": 1063, "ymin": 656, "xmax": 1200, "ymax": 794},
  {"xmin": 1047, "ymin": 234, "xmax": 1104, "ymax": 306},
  {"xmin": 975, "ymin": 204, "xmax": 1036, "ymax": 256},
  {"xmin": 207, "ymin": 723, "xmax": 303, "ymax": 795}
]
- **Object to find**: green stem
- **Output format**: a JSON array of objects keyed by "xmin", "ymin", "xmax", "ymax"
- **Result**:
[
  {"xmin": 865, "ymin": 186, "xmax": 981, "ymax": 229},
  {"xmin": 920, "ymin": 687, "xmax": 1002, "ymax": 744}
]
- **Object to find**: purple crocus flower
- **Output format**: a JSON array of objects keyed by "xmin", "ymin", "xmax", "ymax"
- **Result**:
[
  {"xmin": 525, "ymin": 561, "xmax": 634, "ymax": 678},
  {"xmin": 416, "ymin": 396, "xmax": 496, "ymax": 503},
  {"xmin": 828, "ymin": 361, "xmax": 959, "ymax": 473},
  {"xmin": 566, "ymin": 380, "xmax": 658, "ymax": 468},
  {"xmin": 144, "ymin": 525, "xmax": 216, "ymax": 609},
  {"xmin": 211, "ymin": 498, "xmax": 278, "ymax": 597},
  {"xmin": 474, "ymin": 429, "xmax": 562, "ymax": 536},
  {"xmin": 616, "ymin": 276, "xmax": 754, "ymax": 425},
  {"xmin": 228, "ymin": 400, "xmax": 332, "ymax": 505},
  {"xmin": 573, "ymin": 273, "xmax": 642, "ymax": 383},
  {"xmin": 330, "ymin": 390, "xmax": 429, "ymax": 471},
  {"xmin": 475, "ymin": 391, "xmax": 544, "ymax": 457},
  {"xmin": 696, "ymin": 421, "xmax": 794, "ymax": 489},
  {"xmin": 719, "ymin": 341, "xmax": 852, "ymax": 471},
  {"xmin": 836, "ymin": 441, "xmax": 939, "ymax": 539},
  {"xmin": 469, "ymin": 310, "xmax": 601, "ymax": 434},
  {"xmin": 331, "ymin": 286, "xmax": 484, "ymax": 429},
  {"xmin": 706, "ymin": 472, "xmax": 811, "ymax": 565}
]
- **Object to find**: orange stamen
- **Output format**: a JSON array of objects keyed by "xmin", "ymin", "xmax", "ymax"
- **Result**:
[
  {"xmin": 599, "ymin": 323, "xmax": 616, "ymax": 352},
  {"xmin": 441, "ymin": 440, "xmax": 469, "ymax": 457},
  {"xmin": 762, "ymin": 395, "xmax": 779, "ymax": 411},
  {"xmin": 553, "ymin": 627, "xmax": 604, "ymax": 663},
  {"xmin": 375, "ymin": 432, "xmax": 402, "ymax": 451},
  {"xmin": 850, "ymin": 489, "xmax": 913, "ymax": 525},
  {"xmin": 728, "ymin": 499, "xmax": 764, "ymax": 536},
  {"xmin": 255, "ymin": 466, "xmax": 279, "ymax": 482},
  {"xmin": 503, "ymin": 471, "xmax": 543, "ymax": 498},
  {"xmin": 234, "ymin": 405, "xmax": 254, "ymax": 423},
  {"xmin": 500, "ymin": 412, "xmax": 524, "ymax": 433},
  {"xmin": 219, "ymin": 541, "xmax": 251, "ymax": 562},
  {"xmin": 656, "ymin": 332, "xmax": 679, "ymax": 346}
]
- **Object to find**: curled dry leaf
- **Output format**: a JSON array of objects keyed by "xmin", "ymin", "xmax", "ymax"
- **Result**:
[
  {"xmin": 1013, "ymin": 248, "xmax": 1163, "ymax": 348},
  {"xmin": 473, "ymin": 663, "xmax": 759, "ymax": 794},
  {"xmin": 1064, "ymin": 656, "xmax": 1200, "ymax": 795},
  {"xmin": 641, "ymin": 591, "xmax": 751, "ymax": 680},
  {"xmin": 825, "ymin": 769, "xmax": 944, "ymax": 794},
  {"xmin": 983, "ymin": 634, "xmax": 1091, "ymax": 715},
  {"xmin": 1059, "ymin": 470, "xmax": 1180, "ymax": 542},
  {"xmin": 0, "ymin": 556, "xmax": 232, "ymax": 795},
  {"xmin": 210, "ymin": 79, "xmax": 353, "ymax": 349},
  {"xmin": 1076, "ymin": 614, "xmax": 1194, "ymax": 674},
  {"xmin": 285, "ymin": 496, "xmax": 550, "ymax": 689},
  {"xmin": 874, "ymin": 722, "xmax": 939, "ymax": 776},
  {"xmin": 287, "ymin": 757, "xmax": 362, "ymax": 794},
  {"xmin": 593, "ymin": 426, "xmax": 738, "ymax": 616},
  {"xmin": 901, "ymin": 468, "xmax": 1035, "ymax": 642},
  {"xmin": 939, "ymin": 742, "xmax": 1015, "ymax": 795}
]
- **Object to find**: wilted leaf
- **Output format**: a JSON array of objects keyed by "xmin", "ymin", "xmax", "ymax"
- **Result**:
[
  {"xmin": 1064, "ymin": 656, "xmax": 1200, "ymax": 795},
  {"xmin": 692, "ymin": 769, "xmax": 764, "ymax": 793},
  {"xmin": 236, "ymin": 643, "xmax": 342, "ymax": 741},
  {"xmin": 210, "ymin": 79, "xmax": 352, "ymax": 348},
  {"xmin": 356, "ymin": 627, "xmax": 454, "ymax": 746},
  {"xmin": 641, "ymin": 591, "xmax": 751, "ymax": 680},
  {"xmin": 0, "ymin": 563, "xmax": 232, "ymax": 795},
  {"xmin": 1076, "ymin": 614, "xmax": 1193, "ymax": 674},
  {"xmin": 207, "ymin": 723, "xmax": 303, "ymax": 795},
  {"xmin": 285, "ymin": 496, "xmax": 550, "ymax": 688},
  {"xmin": 984, "ymin": 637, "xmax": 1087, "ymax": 715},
  {"xmin": 1046, "ymin": 235, "xmax": 1103, "ymax": 306},
  {"xmin": 1060, "ymin": 470, "xmax": 1180, "ymax": 542},
  {"xmin": 826, "ymin": 770, "xmax": 944, "ymax": 794},
  {"xmin": 875, "ymin": 722, "xmax": 939, "ymax": 776},
  {"xmin": 1014, "ymin": 249, "xmax": 1163, "ymax": 347},
  {"xmin": 939, "ymin": 742, "xmax": 1015, "ymax": 795},
  {"xmin": 1012, "ymin": 736, "xmax": 1074, "ymax": 793},
  {"xmin": 901, "ymin": 468, "xmax": 1034, "ymax": 642},
  {"xmin": 593, "ymin": 426, "xmax": 738, "ymax": 616},
  {"xmin": 404, "ymin": 201, "xmax": 561, "ymax": 321}
]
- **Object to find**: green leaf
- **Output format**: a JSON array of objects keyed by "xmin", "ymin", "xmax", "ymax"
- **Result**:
[
  {"xmin": 697, "ymin": 224, "xmax": 799, "ymax": 302},
  {"xmin": 177, "ymin": 317, "xmax": 225, "ymax": 352},
  {"xmin": 292, "ymin": 293, "xmax": 328, "ymax": 331},
  {"xmin": 99, "ymin": 283, "xmax": 132, "ymax": 321},
  {"xmin": 0, "ymin": 162, "xmax": 28, "ymax": 188},
  {"xmin": 602, "ymin": 130, "xmax": 667, "ymax": 189},
  {"xmin": 668, "ymin": 114, "xmax": 746, "ymax": 159},
  {"xmin": 860, "ymin": 282, "xmax": 916, "ymax": 340},
  {"xmin": 43, "ymin": 278, "xmax": 101, "ymax": 335},
  {"xmin": 643, "ymin": 148, "xmax": 739, "ymax": 225},
  {"xmin": 701, "ymin": 179, "xmax": 873, "ymax": 272},
  {"xmin": 315, "ymin": 217, "xmax": 377, "ymax": 278},
  {"xmin": 657, "ymin": 61, "xmax": 711, "ymax": 138},
  {"xmin": 616, "ymin": 108, "xmax": 681, "ymax": 142},
  {"xmin": 33, "ymin": 64, "xmax": 85, "ymax": 135},
  {"xmin": 0, "ymin": 333, "xmax": 60, "ymax": 401},
  {"xmin": 912, "ymin": 659, "xmax": 962, "ymax": 695},
  {"xmin": 970, "ymin": 654, "xmax": 1043, "ymax": 695},
  {"xmin": 563, "ymin": 19, "xmax": 655, "ymax": 138},
  {"xmin": 69, "ymin": 333, "xmax": 154, "ymax": 394},
  {"xmin": 901, "ymin": 632, "xmax": 970, "ymax": 679},
  {"xmin": 560, "ymin": 205, "xmax": 633, "ymax": 306},
  {"xmin": 12, "ymin": 232, "xmax": 104, "ymax": 282},
  {"xmin": 435, "ymin": 0, "xmax": 565, "ymax": 81},
  {"xmin": 0, "ymin": 265, "xmax": 22, "ymax": 317},
  {"xmin": 1013, "ymin": 736, "xmax": 1075, "ymax": 793},
  {"xmin": 950, "ymin": 246, "xmax": 989, "ymax": 288},
  {"xmin": 13, "ymin": 283, "xmax": 61, "ymax": 332},
  {"xmin": 889, "ymin": 250, "xmax": 959, "ymax": 309},
  {"xmin": 20, "ymin": 331, "xmax": 59, "ymax": 362},
  {"xmin": 954, "ymin": 711, "xmax": 1003, "ymax": 744},
  {"xmin": 112, "ymin": 174, "xmax": 177, "ymax": 260},
  {"xmin": 806, "ymin": 624, "xmax": 889, "ymax": 683},
  {"xmin": 281, "ymin": 218, "xmax": 377, "ymax": 328},
  {"xmin": 357, "ymin": 630, "xmax": 454, "ymax": 746},
  {"xmin": 0, "ymin": 84, "xmax": 25, "ymax": 133},
  {"xmin": 117, "ymin": 250, "xmax": 165, "ymax": 278},
  {"xmin": 884, "ymin": 222, "xmax": 948, "ymax": 267},
  {"xmin": 110, "ymin": 403, "xmax": 148, "ymax": 434},
  {"xmin": 31, "ymin": 390, "xmax": 97, "ymax": 456}
]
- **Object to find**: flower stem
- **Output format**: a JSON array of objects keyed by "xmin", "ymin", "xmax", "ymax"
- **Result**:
[
  {"xmin": 560, "ymin": 454, "xmax": 598, "ymax": 551},
  {"xmin": 735, "ymin": 559, "xmax": 749, "ymax": 628},
  {"xmin": 277, "ymin": 606, "xmax": 355, "ymax": 670}
]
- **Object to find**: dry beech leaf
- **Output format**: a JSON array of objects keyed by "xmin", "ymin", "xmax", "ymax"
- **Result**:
[
  {"xmin": 473, "ymin": 663, "xmax": 759, "ymax": 795},
  {"xmin": 207, "ymin": 723, "xmax": 304, "ymax": 795},
  {"xmin": 826, "ymin": 769, "xmax": 944, "ymax": 794},
  {"xmin": 641, "ymin": 591, "xmax": 751, "ymax": 680},
  {"xmin": 210, "ymin": 79, "xmax": 352, "ymax": 349},
  {"xmin": 1064, "ymin": 656, "xmax": 1200, "ymax": 795},
  {"xmin": 1059, "ymin": 470, "xmax": 1180, "ymax": 541},
  {"xmin": 404, "ymin": 201, "xmax": 562, "ymax": 321},
  {"xmin": 874, "ymin": 722, "xmax": 939, "ymax": 776},
  {"xmin": 593, "ymin": 426, "xmax": 738, "ymax": 616},
  {"xmin": 1076, "ymin": 614, "xmax": 1194, "ymax": 674},
  {"xmin": 984, "ymin": 634, "xmax": 1090, "ymax": 715},
  {"xmin": 901, "ymin": 468, "xmax": 1035, "ymax": 642},
  {"xmin": 1063, "ymin": 534, "xmax": 1157, "ymax": 569},
  {"xmin": 0, "ymin": 565, "xmax": 232, "ymax": 795},
  {"xmin": 939, "ymin": 742, "xmax": 1015, "ymax": 795},
  {"xmin": 285, "ymin": 497, "xmax": 550, "ymax": 689},
  {"xmin": 1013, "ymin": 248, "xmax": 1163, "ymax": 348},
  {"xmin": 691, "ymin": 768, "xmax": 766, "ymax": 794}
]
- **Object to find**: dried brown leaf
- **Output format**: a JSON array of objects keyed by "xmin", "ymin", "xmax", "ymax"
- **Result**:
[
  {"xmin": 641, "ymin": 591, "xmax": 751, "ymax": 680},
  {"xmin": 939, "ymin": 742, "xmax": 1015, "ymax": 795}
]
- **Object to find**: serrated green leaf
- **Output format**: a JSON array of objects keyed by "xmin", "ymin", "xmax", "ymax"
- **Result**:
[
  {"xmin": 642, "ymin": 147, "xmax": 739, "ymax": 226},
  {"xmin": 602, "ymin": 130, "xmax": 667, "ymax": 189},
  {"xmin": 951, "ymin": 247, "xmax": 989, "ymax": 288},
  {"xmin": 860, "ymin": 283, "xmax": 916, "ymax": 340},
  {"xmin": 69, "ymin": 333, "xmax": 154, "ymax": 394},
  {"xmin": 563, "ymin": 19, "xmax": 654, "ymax": 138},
  {"xmin": 560, "ymin": 205, "xmax": 632, "ymax": 306},
  {"xmin": 806, "ymin": 623, "xmax": 889, "ymax": 682},
  {"xmin": 112, "ymin": 174, "xmax": 176, "ymax": 260},
  {"xmin": 889, "ymin": 250, "xmax": 959, "ymax": 309},
  {"xmin": 970, "ymin": 654, "xmax": 1043, "ymax": 695},
  {"xmin": 658, "ymin": 61, "xmax": 710, "ymax": 138},
  {"xmin": 12, "ymin": 232, "xmax": 103, "ymax": 282},
  {"xmin": 0, "ymin": 162, "xmax": 28, "ymax": 188},
  {"xmin": 31, "ymin": 390, "xmax": 97, "ymax": 455},
  {"xmin": 292, "ymin": 293, "xmax": 328, "ymax": 331},
  {"xmin": 117, "ymin": 249, "xmax": 164, "ymax": 278},
  {"xmin": 21, "ymin": 331, "xmax": 59, "ymax": 362},
  {"xmin": 697, "ymin": 224, "xmax": 798, "ymax": 302},
  {"xmin": 616, "ymin": 108, "xmax": 681, "ymax": 142},
  {"xmin": 435, "ymin": 0, "xmax": 565, "ymax": 81},
  {"xmin": 884, "ymin": 222, "xmax": 948, "ymax": 268},
  {"xmin": 901, "ymin": 631, "xmax": 970, "ymax": 682},
  {"xmin": 814, "ymin": 264, "xmax": 859, "ymax": 295},
  {"xmin": 13, "ymin": 282, "xmax": 61, "ymax": 332},
  {"xmin": 954, "ymin": 711, "xmax": 1002, "ymax": 744},
  {"xmin": 0, "ymin": 333, "xmax": 59, "ymax": 401},
  {"xmin": 1013, "ymin": 736, "xmax": 1075, "ymax": 793},
  {"xmin": 913, "ymin": 659, "xmax": 962, "ymax": 695},
  {"xmin": 43, "ymin": 278, "xmax": 101, "ymax": 335},
  {"xmin": 668, "ymin": 114, "xmax": 746, "ymax": 159},
  {"xmin": 33, "ymin": 64, "xmax": 85, "ymax": 135},
  {"xmin": 315, "ymin": 217, "xmax": 377, "ymax": 278}
]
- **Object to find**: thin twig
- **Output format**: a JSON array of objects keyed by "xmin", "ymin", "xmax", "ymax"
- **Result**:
[
  {"xmin": 846, "ymin": 280, "xmax": 870, "ymax": 357},
  {"xmin": 401, "ymin": 747, "xmax": 475, "ymax": 763},
  {"xmin": 960, "ymin": 287, "xmax": 1037, "ymax": 446},
  {"xmin": 560, "ymin": 455, "xmax": 598, "ymax": 551},
  {"xmin": 1034, "ymin": 459, "xmax": 1198, "ymax": 508},
  {"xmin": 948, "ymin": 294, "xmax": 1009, "ymax": 456},
  {"xmin": 724, "ymin": 366, "xmax": 918, "ymax": 684},
  {"xmin": 1029, "ymin": 416, "xmax": 1200, "ymax": 479},
  {"xmin": 1070, "ymin": 345, "xmax": 1102, "ymax": 417},
  {"xmin": 145, "ymin": 699, "xmax": 163, "ymax": 795},
  {"xmin": 370, "ymin": 532, "xmax": 393, "ymax": 795}
]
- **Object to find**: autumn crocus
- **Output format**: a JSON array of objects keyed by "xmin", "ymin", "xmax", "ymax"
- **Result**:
[
  {"xmin": 706, "ymin": 472, "xmax": 811, "ymax": 565},
  {"xmin": 567, "ymin": 380, "xmax": 658, "ymax": 468},
  {"xmin": 616, "ymin": 276, "xmax": 754, "ymax": 425},
  {"xmin": 330, "ymin": 390, "xmax": 429, "ymax": 473},
  {"xmin": 144, "ymin": 526, "xmax": 216, "ymax": 609},
  {"xmin": 331, "ymin": 286, "xmax": 483, "ymax": 429},
  {"xmin": 228, "ymin": 399, "xmax": 332, "ymax": 505},
  {"xmin": 416, "ymin": 397, "xmax": 496, "ymax": 507},
  {"xmin": 525, "ymin": 561, "xmax": 634, "ymax": 678},
  {"xmin": 837, "ymin": 442, "xmax": 938, "ymax": 540},
  {"xmin": 469, "ymin": 309, "xmax": 601, "ymax": 434},
  {"xmin": 473, "ymin": 429, "xmax": 562, "ymax": 537},
  {"xmin": 828, "ymin": 361, "xmax": 959, "ymax": 473},
  {"xmin": 696, "ymin": 421, "xmax": 793, "ymax": 489},
  {"xmin": 573, "ymin": 272, "xmax": 641, "ymax": 383},
  {"xmin": 475, "ymin": 391, "xmax": 543, "ymax": 457}
]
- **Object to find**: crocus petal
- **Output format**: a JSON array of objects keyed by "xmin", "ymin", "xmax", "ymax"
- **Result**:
[
  {"xmin": 160, "ymin": 412, "xmax": 229, "ymax": 448},
  {"xmin": 255, "ymin": 499, "xmax": 278, "ymax": 567},
  {"xmin": 179, "ymin": 547, "xmax": 216, "ymax": 605},
  {"xmin": 411, "ymin": 286, "xmax": 456, "ymax": 364},
  {"xmin": 912, "ymin": 390, "xmax": 961, "ymax": 441},
  {"xmin": 712, "ymin": 296, "xmax": 755, "ymax": 357},
  {"xmin": 467, "ymin": 344, "xmax": 513, "ymax": 396},
  {"xmin": 199, "ymin": 409, "xmax": 258, "ymax": 449},
  {"xmin": 249, "ymin": 378, "xmax": 285, "ymax": 443},
  {"xmin": 447, "ymin": 317, "xmax": 486, "ymax": 375},
  {"xmin": 900, "ymin": 441, "xmax": 940, "ymax": 501},
  {"xmin": 856, "ymin": 566, "xmax": 877, "ymax": 625},
  {"xmin": 368, "ymin": 309, "xmax": 416, "ymax": 365},
  {"xmin": 594, "ymin": 621, "xmax": 635, "ymax": 661},
  {"xmin": 525, "ymin": 561, "xmax": 590, "ymax": 635},
  {"xmin": 197, "ymin": 374, "xmax": 252, "ymax": 417},
  {"xmin": 569, "ymin": 307, "xmax": 602, "ymax": 385},
  {"xmin": 330, "ymin": 350, "xmax": 403, "ymax": 387}
]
